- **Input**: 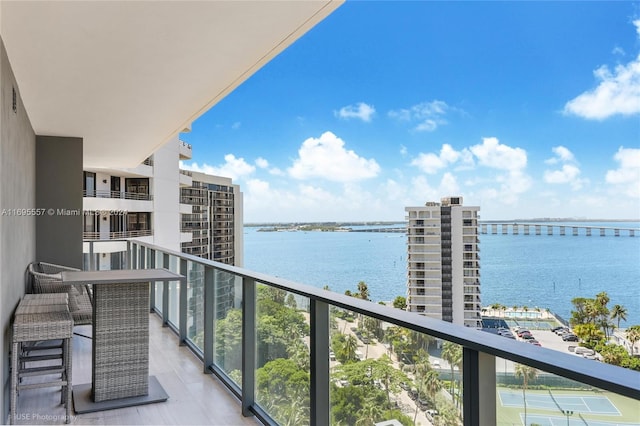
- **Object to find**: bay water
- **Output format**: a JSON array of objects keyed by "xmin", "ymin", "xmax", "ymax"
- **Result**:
[{"xmin": 243, "ymin": 222, "xmax": 640, "ymax": 326}]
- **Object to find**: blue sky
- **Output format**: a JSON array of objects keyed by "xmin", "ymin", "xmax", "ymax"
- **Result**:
[{"xmin": 181, "ymin": 1, "xmax": 640, "ymax": 223}]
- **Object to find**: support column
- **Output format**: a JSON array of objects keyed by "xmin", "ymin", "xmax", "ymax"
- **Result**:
[
  {"xmin": 36, "ymin": 136, "xmax": 83, "ymax": 269},
  {"xmin": 462, "ymin": 349, "xmax": 497, "ymax": 426}
]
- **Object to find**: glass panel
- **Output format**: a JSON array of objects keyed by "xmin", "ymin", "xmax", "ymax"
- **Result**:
[
  {"xmin": 167, "ymin": 255, "xmax": 179, "ymax": 327},
  {"xmin": 496, "ymin": 331, "xmax": 640, "ymax": 425},
  {"xmin": 329, "ymin": 310, "xmax": 463, "ymax": 426},
  {"xmin": 255, "ymin": 285, "xmax": 311, "ymax": 425},
  {"xmin": 154, "ymin": 251, "xmax": 164, "ymax": 314},
  {"xmin": 186, "ymin": 261, "xmax": 205, "ymax": 350},
  {"xmin": 213, "ymin": 270, "xmax": 243, "ymax": 387},
  {"xmin": 497, "ymin": 357, "xmax": 640, "ymax": 425}
]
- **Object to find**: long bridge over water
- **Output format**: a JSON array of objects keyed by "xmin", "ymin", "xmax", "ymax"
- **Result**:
[{"xmin": 351, "ymin": 223, "xmax": 638, "ymax": 237}]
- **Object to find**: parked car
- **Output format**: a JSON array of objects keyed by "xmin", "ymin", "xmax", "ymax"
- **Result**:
[
  {"xmin": 516, "ymin": 329, "xmax": 530, "ymax": 337},
  {"xmin": 425, "ymin": 410, "xmax": 439, "ymax": 422},
  {"xmin": 555, "ymin": 327, "xmax": 570, "ymax": 335},
  {"xmin": 522, "ymin": 334, "xmax": 536, "ymax": 340},
  {"xmin": 575, "ymin": 347, "xmax": 594, "ymax": 355},
  {"xmin": 527, "ymin": 340, "xmax": 541, "ymax": 346},
  {"xmin": 563, "ymin": 334, "xmax": 579, "ymax": 342},
  {"xmin": 551, "ymin": 326, "xmax": 565, "ymax": 332},
  {"xmin": 409, "ymin": 388, "xmax": 418, "ymax": 400}
]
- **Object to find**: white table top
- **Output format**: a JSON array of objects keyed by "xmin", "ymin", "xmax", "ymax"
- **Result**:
[{"xmin": 61, "ymin": 268, "xmax": 185, "ymax": 284}]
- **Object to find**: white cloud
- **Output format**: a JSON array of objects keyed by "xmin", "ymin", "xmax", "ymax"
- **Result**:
[
  {"xmin": 181, "ymin": 154, "xmax": 255, "ymax": 180},
  {"xmin": 605, "ymin": 147, "xmax": 640, "ymax": 197},
  {"xmin": 411, "ymin": 144, "xmax": 465, "ymax": 174},
  {"xmin": 564, "ymin": 21, "xmax": 640, "ymax": 120},
  {"xmin": 470, "ymin": 137, "xmax": 527, "ymax": 172},
  {"xmin": 288, "ymin": 131, "xmax": 380, "ymax": 182},
  {"xmin": 400, "ymin": 145, "xmax": 408, "ymax": 156},
  {"xmin": 612, "ymin": 46, "xmax": 625, "ymax": 56},
  {"xmin": 466, "ymin": 137, "xmax": 532, "ymax": 204},
  {"xmin": 388, "ymin": 100, "xmax": 454, "ymax": 132},
  {"xmin": 335, "ymin": 102, "xmax": 376, "ymax": 122},
  {"xmin": 543, "ymin": 146, "xmax": 587, "ymax": 190},
  {"xmin": 232, "ymin": 121, "xmax": 241, "ymax": 130},
  {"xmin": 549, "ymin": 146, "xmax": 575, "ymax": 163},
  {"xmin": 255, "ymin": 157, "xmax": 269, "ymax": 169}
]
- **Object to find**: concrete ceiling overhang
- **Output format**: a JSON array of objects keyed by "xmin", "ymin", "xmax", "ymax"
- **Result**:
[{"xmin": 1, "ymin": 0, "xmax": 343, "ymax": 168}]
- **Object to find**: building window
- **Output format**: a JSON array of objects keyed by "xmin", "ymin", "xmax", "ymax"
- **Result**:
[
  {"xmin": 125, "ymin": 178, "xmax": 149, "ymax": 196},
  {"xmin": 127, "ymin": 212, "xmax": 151, "ymax": 231},
  {"xmin": 83, "ymin": 171, "xmax": 96, "ymax": 197}
]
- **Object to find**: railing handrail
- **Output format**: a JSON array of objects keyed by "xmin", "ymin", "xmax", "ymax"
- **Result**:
[
  {"xmin": 83, "ymin": 189, "xmax": 153, "ymax": 201},
  {"xmin": 83, "ymin": 230, "xmax": 152, "ymax": 240},
  {"xmin": 127, "ymin": 238, "xmax": 640, "ymax": 400}
]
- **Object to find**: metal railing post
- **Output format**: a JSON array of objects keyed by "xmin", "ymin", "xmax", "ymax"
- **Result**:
[
  {"xmin": 149, "ymin": 249, "xmax": 156, "ymax": 312},
  {"xmin": 241, "ymin": 276, "xmax": 255, "ymax": 417},
  {"xmin": 202, "ymin": 266, "xmax": 215, "ymax": 373},
  {"xmin": 131, "ymin": 243, "xmax": 138, "ymax": 270},
  {"xmin": 310, "ymin": 300, "xmax": 330, "ymax": 426},
  {"xmin": 179, "ymin": 258, "xmax": 188, "ymax": 345},
  {"xmin": 162, "ymin": 253, "xmax": 170, "ymax": 326},
  {"xmin": 463, "ymin": 347, "xmax": 480, "ymax": 426},
  {"xmin": 125, "ymin": 241, "xmax": 131, "ymax": 269}
]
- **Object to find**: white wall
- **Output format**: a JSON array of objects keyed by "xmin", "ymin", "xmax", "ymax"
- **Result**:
[
  {"xmin": 0, "ymin": 37, "xmax": 36, "ymax": 421},
  {"xmin": 152, "ymin": 136, "xmax": 181, "ymax": 251}
]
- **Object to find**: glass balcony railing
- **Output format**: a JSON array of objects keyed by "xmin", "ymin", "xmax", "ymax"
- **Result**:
[{"xmin": 84, "ymin": 239, "xmax": 640, "ymax": 426}]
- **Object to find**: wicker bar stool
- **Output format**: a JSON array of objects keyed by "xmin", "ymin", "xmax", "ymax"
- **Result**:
[
  {"xmin": 17, "ymin": 294, "xmax": 70, "ymax": 358},
  {"xmin": 11, "ymin": 308, "xmax": 73, "ymax": 424}
]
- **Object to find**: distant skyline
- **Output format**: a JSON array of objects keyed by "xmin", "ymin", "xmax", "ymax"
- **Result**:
[{"xmin": 181, "ymin": 2, "xmax": 640, "ymax": 223}]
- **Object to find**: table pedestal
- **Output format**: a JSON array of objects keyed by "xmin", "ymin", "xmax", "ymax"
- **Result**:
[
  {"xmin": 63, "ymin": 268, "xmax": 184, "ymax": 414},
  {"xmin": 93, "ymin": 281, "xmax": 149, "ymax": 401}
]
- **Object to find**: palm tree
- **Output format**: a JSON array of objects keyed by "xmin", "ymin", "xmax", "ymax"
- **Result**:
[
  {"xmin": 423, "ymin": 369, "xmax": 442, "ymax": 402},
  {"xmin": 441, "ymin": 342, "xmax": 462, "ymax": 396},
  {"xmin": 514, "ymin": 364, "xmax": 538, "ymax": 426},
  {"xmin": 343, "ymin": 335, "xmax": 358, "ymax": 362},
  {"xmin": 611, "ymin": 304, "xmax": 628, "ymax": 329},
  {"xmin": 356, "ymin": 394, "xmax": 384, "ymax": 426},
  {"xmin": 357, "ymin": 281, "xmax": 370, "ymax": 301},
  {"xmin": 626, "ymin": 325, "xmax": 640, "ymax": 355}
]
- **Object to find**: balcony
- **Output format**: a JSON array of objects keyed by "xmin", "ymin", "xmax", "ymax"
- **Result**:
[
  {"xmin": 12, "ymin": 238, "xmax": 640, "ymax": 424},
  {"xmin": 83, "ymin": 189, "xmax": 152, "ymax": 201},
  {"xmin": 179, "ymin": 169, "xmax": 193, "ymax": 187},
  {"xmin": 24, "ymin": 240, "xmax": 626, "ymax": 426},
  {"xmin": 179, "ymin": 140, "xmax": 193, "ymax": 160},
  {"xmin": 82, "ymin": 229, "xmax": 153, "ymax": 240}
]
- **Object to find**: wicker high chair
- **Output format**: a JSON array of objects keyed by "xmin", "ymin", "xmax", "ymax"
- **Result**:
[{"xmin": 27, "ymin": 262, "xmax": 93, "ymax": 327}]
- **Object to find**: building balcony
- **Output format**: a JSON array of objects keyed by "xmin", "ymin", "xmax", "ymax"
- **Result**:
[
  {"xmin": 84, "ymin": 193, "xmax": 153, "ymax": 214},
  {"xmin": 82, "ymin": 229, "xmax": 153, "ymax": 240},
  {"xmin": 179, "ymin": 170, "xmax": 193, "ymax": 187},
  {"xmin": 179, "ymin": 140, "xmax": 193, "ymax": 160},
  {"xmin": 15, "ymin": 239, "xmax": 640, "ymax": 426},
  {"xmin": 83, "ymin": 189, "xmax": 152, "ymax": 201}
]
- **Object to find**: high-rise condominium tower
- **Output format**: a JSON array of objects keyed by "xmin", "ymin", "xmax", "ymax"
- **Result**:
[{"xmin": 405, "ymin": 196, "xmax": 481, "ymax": 328}]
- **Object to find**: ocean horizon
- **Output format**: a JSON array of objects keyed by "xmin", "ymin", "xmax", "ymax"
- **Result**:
[{"xmin": 244, "ymin": 221, "xmax": 640, "ymax": 327}]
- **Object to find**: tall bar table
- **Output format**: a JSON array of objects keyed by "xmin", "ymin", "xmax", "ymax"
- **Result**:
[{"xmin": 62, "ymin": 268, "xmax": 185, "ymax": 413}]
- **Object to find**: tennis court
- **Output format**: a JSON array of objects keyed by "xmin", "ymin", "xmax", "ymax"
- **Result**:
[
  {"xmin": 499, "ymin": 391, "xmax": 620, "ymax": 415},
  {"xmin": 524, "ymin": 414, "xmax": 640, "ymax": 426}
]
